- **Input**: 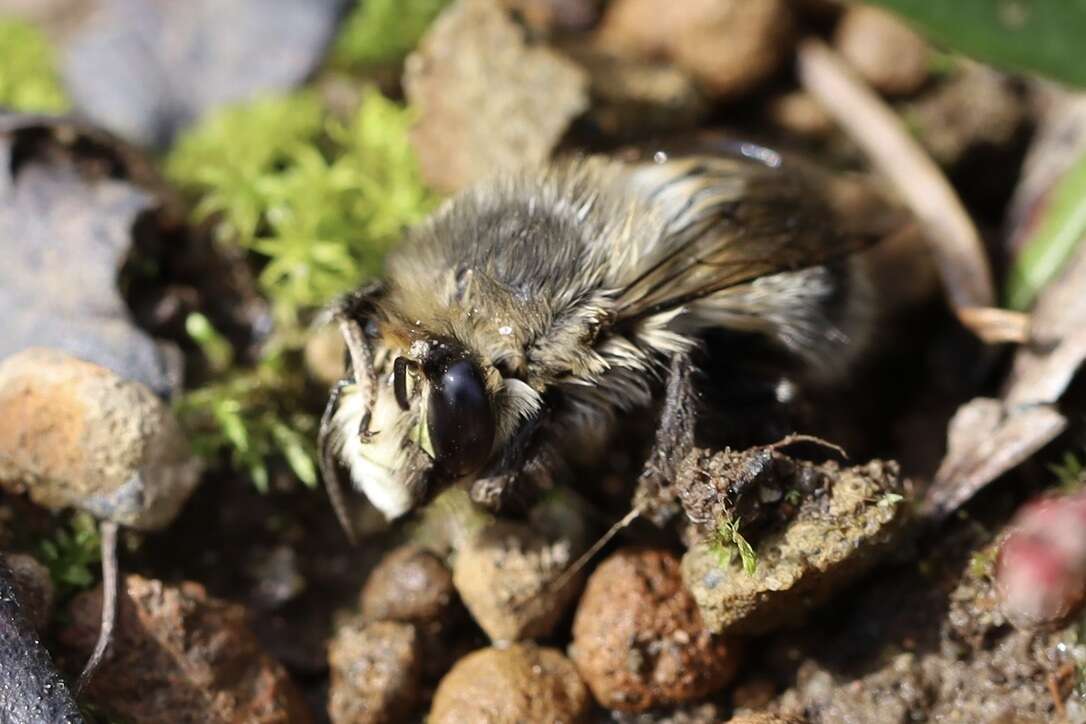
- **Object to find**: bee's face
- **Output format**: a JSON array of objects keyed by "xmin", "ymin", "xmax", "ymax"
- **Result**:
[{"xmin": 331, "ymin": 319, "xmax": 542, "ymax": 520}]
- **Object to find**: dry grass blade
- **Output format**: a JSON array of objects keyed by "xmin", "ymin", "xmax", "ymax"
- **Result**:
[
  {"xmin": 76, "ymin": 520, "xmax": 119, "ymax": 694},
  {"xmin": 797, "ymin": 39, "xmax": 995, "ymax": 314}
]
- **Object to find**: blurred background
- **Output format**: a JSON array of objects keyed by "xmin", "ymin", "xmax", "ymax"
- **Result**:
[{"xmin": 4, "ymin": 1, "xmax": 1086, "ymax": 722}]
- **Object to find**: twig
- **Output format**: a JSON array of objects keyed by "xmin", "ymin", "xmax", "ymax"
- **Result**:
[
  {"xmin": 797, "ymin": 39, "xmax": 996, "ymax": 318},
  {"xmin": 956, "ymin": 307, "xmax": 1031, "ymax": 345},
  {"xmin": 768, "ymin": 433, "xmax": 849, "ymax": 460},
  {"xmin": 519, "ymin": 506, "xmax": 642, "ymax": 611},
  {"xmin": 76, "ymin": 520, "xmax": 119, "ymax": 694}
]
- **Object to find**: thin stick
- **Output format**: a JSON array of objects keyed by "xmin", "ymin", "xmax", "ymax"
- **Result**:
[
  {"xmin": 797, "ymin": 39, "xmax": 995, "ymax": 313},
  {"xmin": 525, "ymin": 507, "xmax": 642, "ymax": 609},
  {"xmin": 956, "ymin": 306, "xmax": 1031, "ymax": 345},
  {"xmin": 76, "ymin": 520, "xmax": 119, "ymax": 694},
  {"xmin": 769, "ymin": 433, "xmax": 849, "ymax": 460}
]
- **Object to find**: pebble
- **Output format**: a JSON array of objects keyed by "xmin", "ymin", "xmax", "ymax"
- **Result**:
[
  {"xmin": 571, "ymin": 548, "xmax": 740, "ymax": 712},
  {"xmin": 404, "ymin": 0, "xmax": 589, "ymax": 193},
  {"xmin": 596, "ymin": 0, "xmax": 795, "ymax": 100},
  {"xmin": 0, "ymin": 348, "xmax": 201, "ymax": 530},
  {"xmin": 430, "ymin": 643, "xmax": 591, "ymax": 724},
  {"xmin": 834, "ymin": 6, "xmax": 930, "ymax": 96},
  {"xmin": 327, "ymin": 619, "xmax": 422, "ymax": 724}
]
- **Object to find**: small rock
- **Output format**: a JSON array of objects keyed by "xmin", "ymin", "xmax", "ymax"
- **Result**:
[
  {"xmin": 328, "ymin": 619, "xmax": 422, "ymax": 724},
  {"xmin": 452, "ymin": 520, "xmax": 583, "ymax": 642},
  {"xmin": 60, "ymin": 575, "xmax": 310, "ymax": 723},
  {"xmin": 0, "ymin": 553, "xmax": 54, "ymax": 632},
  {"xmin": 430, "ymin": 643, "xmax": 591, "ymax": 724},
  {"xmin": 247, "ymin": 545, "xmax": 307, "ymax": 610},
  {"xmin": 728, "ymin": 714, "xmax": 807, "ymax": 724},
  {"xmin": 834, "ymin": 6, "xmax": 930, "ymax": 96},
  {"xmin": 565, "ymin": 45, "xmax": 708, "ymax": 139},
  {"xmin": 905, "ymin": 64, "xmax": 1025, "ymax": 168},
  {"xmin": 361, "ymin": 545, "xmax": 456, "ymax": 626},
  {"xmin": 681, "ymin": 459, "xmax": 907, "ymax": 634},
  {"xmin": 0, "ymin": 348, "xmax": 201, "ymax": 530},
  {"xmin": 596, "ymin": 0, "xmax": 795, "ymax": 100},
  {"xmin": 304, "ymin": 323, "xmax": 346, "ymax": 387},
  {"xmin": 766, "ymin": 91, "xmax": 835, "ymax": 138},
  {"xmin": 404, "ymin": 0, "xmax": 589, "ymax": 193},
  {"xmin": 571, "ymin": 548, "xmax": 740, "ymax": 712}
]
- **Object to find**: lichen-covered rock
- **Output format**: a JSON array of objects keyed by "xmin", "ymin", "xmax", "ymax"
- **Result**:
[
  {"xmin": 681, "ymin": 459, "xmax": 907, "ymax": 635},
  {"xmin": 430, "ymin": 644, "xmax": 591, "ymax": 724},
  {"xmin": 361, "ymin": 545, "xmax": 456, "ymax": 627},
  {"xmin": 327, "ymin": 620, "xmax": 422, "ymax": 724},
  {"xmin": 501, "ymin": 0, "xmax": 603, "ymax": 33},
  {"xmin": 728, "ymin": 714, "xmax": 807, "ymax": 724},
  {"xmin": 452, "ymin": 520, "xmax": 583, "ymax": 642},
  {"xmin": 0, "ymin": 553, "xmax": 54, "ymax": 633},
  {"xmin": 571, "ymin": 548, "xmax": 740, "ymax": 712},
  {"xmin": 60, "ymin": 575, "xmax": 310, "ymax": 723},
  {"xmin": 834, "ymin": 6, "xmax": 930, "ymax": 96},
  {"xmin": 404, "ymin": 0, "xmax": 589, "ymax": 193},
  {"xmin": 0, "ymin": 348, "xmax": 201, "ymax": 530},
  {"xmin": 596, "ymin": 0, "xmax": 794, "ymax": 100}
]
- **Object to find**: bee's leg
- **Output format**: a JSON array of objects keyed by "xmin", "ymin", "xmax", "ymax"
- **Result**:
[
  {"xmin": 319, "ymin": 378, "xmax": 358, "ymax": 544},
  {"xmin": 634, "ymin": 353, "xmax": 698, "ymax": 525},
  {"xmin": 470, "ymin": 414, "xmax": 559, "ymax": 514}
]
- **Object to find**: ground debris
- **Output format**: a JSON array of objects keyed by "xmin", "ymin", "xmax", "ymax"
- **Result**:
[
  {"xmin": 60, "ymin": 575, "xmax": 311, "ymax": 723},
  {"xmin": 679, "ymin": 450, "xmax": 908, "ymax": 635}
]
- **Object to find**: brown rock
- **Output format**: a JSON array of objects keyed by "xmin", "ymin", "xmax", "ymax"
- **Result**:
[
  {"xmin": 60, "ymin": 575, "xmax": 310, "ymax": 723},
  {"xmin": 361, "ymin": 545, "xmax": 456, "ymax": 626},
  {"xmin": 835, "ymin": 6, "xmax": 930, "ymax": 96},
  {"xmin": 453, "ymin": 520, "xmax": 583, "ymax": 642},
  {"xmin": 596, "ymin": 0, "xmax": 794, "ymax": 100},
  {"xmin": 1, "ymin": 552, "xmax": 54, "ymax": 632},
  {"xmin": 328, "ymin": 620, "xmax": 422, "ymax": 724},
  {"xmin": 728, "ymin": 714, "xmax": 807, "ymax": 724},
  {"xmin": 430, "ymin": 643, "xmax": 591, "ymax": 724},
  {"xmin": 0, "ymin": 348, "xmax": 201, "ymax": 530},
  {"xmin": 571, "ymin": 548, "xmax": 740, "ymax": 712},
  {"xmin": 767, "ymin": 91, "xmax": 835, "ymax": 138},
  {"xmin": 404, "ymin": 0, "xmax": 589, "ymax": 193}
]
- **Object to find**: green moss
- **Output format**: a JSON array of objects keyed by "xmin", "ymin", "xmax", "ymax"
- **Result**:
[
  {"xmin": 0, "ymin": 18, "xmax": 70, "ymax": 113},
  {"xmin": 174, "ymin": 349, "xmax": 318, "ymax": 494},
  {"xmin": 332, "ymin": 0, "xmax": 448, "ymax": 69},
  {"xmin": 168, "ymin": 87, "xmax": 436, "ymax": 491},
  {"xmin": 37, "ymin": 512, "xmax": 101, "ymax": 598}
]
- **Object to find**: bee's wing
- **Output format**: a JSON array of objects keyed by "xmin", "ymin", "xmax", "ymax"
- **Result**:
[{"xmin": 613, "ymin": 148, "xmax": 884, "ymax": 324}]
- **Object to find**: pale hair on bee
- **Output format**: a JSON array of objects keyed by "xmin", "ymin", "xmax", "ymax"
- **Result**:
[{"xmin": 318, "ymin": 141, "xmax": 896, "ymax": 537}]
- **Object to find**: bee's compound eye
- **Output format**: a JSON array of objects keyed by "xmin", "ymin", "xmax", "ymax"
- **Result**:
[{"xmin": 427, "ymin": 357, "xmax": 495, "ymax": 477}]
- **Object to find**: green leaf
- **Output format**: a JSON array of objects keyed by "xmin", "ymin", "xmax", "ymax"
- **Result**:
[
  {"xmin": 0, "ymin": 19, "xmax": 70, "ymax": 113},
  {"xmin": 733, "ymin": 528, "xmax": 758, "ymax": 575},
  {"xmin": 1005, "ymin": 150, "xmax": 1086, "ymax": 310},
  {"xmin": 332, "ymin": 0, "xmax": 448, "ymax": 68},
  {"xmin": 864, "ymin": 0, "xmax": 1086, "ymax": 88}
]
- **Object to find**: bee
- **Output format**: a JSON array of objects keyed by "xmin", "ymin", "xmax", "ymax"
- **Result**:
[{"xmin": 318, "ymin": 141, "xmax": 896, "ymax": 537}]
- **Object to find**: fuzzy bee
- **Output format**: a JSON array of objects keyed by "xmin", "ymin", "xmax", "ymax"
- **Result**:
[{"xmin": 318, "ymin": 141, "xmax": 895, "ymax": 536}]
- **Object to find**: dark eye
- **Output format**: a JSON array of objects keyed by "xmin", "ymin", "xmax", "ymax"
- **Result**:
[{"xmin": 426, "ymin": 356, "xmax": 495, "ymax": 477}]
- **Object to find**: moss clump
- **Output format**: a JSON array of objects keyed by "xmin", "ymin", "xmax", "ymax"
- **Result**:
[
  {"xmin": 332, "ymin": 0, "xmax": 449, "ymax": 69},
  {"xmin": 37, "ymin": 512, "xmax": 101, "ymax": 599},
  {"xmin": 168, "ymin": 87, "xmax": 436, "ymax": 491},
  {"xmin": 0, "ymin": 19, "xmax": 70, "ymax": 113}
]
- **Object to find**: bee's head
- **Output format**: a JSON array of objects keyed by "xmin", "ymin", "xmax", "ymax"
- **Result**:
[{"xmin": 326, "ymin": 308, "xmax": 542, "ymax": 523}]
